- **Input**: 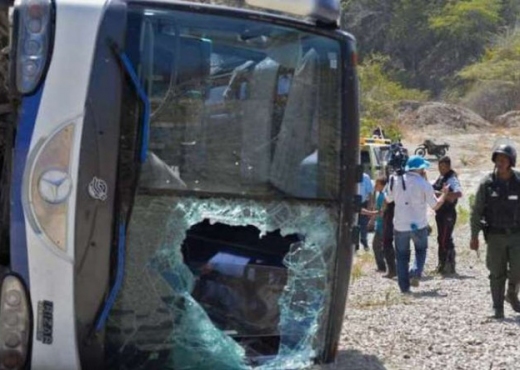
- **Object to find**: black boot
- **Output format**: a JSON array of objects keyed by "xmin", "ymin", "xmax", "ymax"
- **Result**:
[
  {"xmin": 383, "ymin": 246, "xmax": 396, "ymax": 278},
  {"xmin": 505, "ymin": 282, "xmax": 520, "ymax": 313},
  {"xmin": 437, "ymin": 248, "xmax": 446, "ymax": 274},
  {"xmin": 443, "ymin": 249, "xmax": 456, "ymax": 275},
  {"xmin": 491, "ymin": 281, "xmax": 506, "ymax": 319},
  {"xmin": 494, "ymin": 307, "xmax": 505, "ymax": 319}
]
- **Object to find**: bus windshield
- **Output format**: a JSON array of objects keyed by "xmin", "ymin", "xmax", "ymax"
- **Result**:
[
  {"xmin": 130, "ymin": 5, "xmax": 342, "ymax": 199},
  {"xmin": 103, "ymin": 5, "xmax": 346, "ymax": 370}
]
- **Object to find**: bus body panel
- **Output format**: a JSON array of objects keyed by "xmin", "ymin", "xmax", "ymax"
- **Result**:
[{"xmin": 12, "ymin": 0, "xmax": 108, "ymax": 368}]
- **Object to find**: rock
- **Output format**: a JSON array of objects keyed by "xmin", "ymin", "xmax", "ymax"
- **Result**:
[
  {"xmin": 398, "ymin": 102, "xmax": 491, "ymax": 130},
  {"xmin": 494, "ymin": 111, "xmax": 520, "ymax": 127},
  {"xmin": 397, "ymin": 100, "xmax": 425, "ymax": 112}
]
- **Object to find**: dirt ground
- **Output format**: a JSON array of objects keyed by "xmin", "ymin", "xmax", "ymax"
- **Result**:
[{"xmin": 311, "ymin": 118, "xmax": 520, "ymax": 370}]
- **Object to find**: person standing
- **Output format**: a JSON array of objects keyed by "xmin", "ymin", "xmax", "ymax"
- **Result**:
[
  {"xmin": 381, "ymin": 200, "xmax": 397, "ymax": 279},
  {"xmin": 371, "ymin": 176, "xmax": 388, "ymax": 272},
  {"xmin": 357, "ymin": 172, "xmax": 374, "ymax": 251},
  {"xmin": 470, "ymin": 144, "xmax": 520, "ymax": 319},
  {"xmin": 432, "ymin": 156, "xmax": 462, "ymax": 275},
  {"xmin": 386, "ymin": 155, "xmax": 448, "ymax": 293}
]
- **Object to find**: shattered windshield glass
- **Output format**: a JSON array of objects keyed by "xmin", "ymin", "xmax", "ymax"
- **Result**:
[
  {"xmin": 105, "ymin": 197, "xmax": 338, "ymax": 369},
  {"xmin": 104, "ymin": 5, "xmax": 345, "ymax": 369}
]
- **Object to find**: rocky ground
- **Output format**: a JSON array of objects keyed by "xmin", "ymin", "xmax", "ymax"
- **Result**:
[{"xmin": 313, "ymin": 122, "xmax": 520, "ymax": 370}]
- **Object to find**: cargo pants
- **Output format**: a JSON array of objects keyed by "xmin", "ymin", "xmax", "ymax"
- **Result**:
[{"xmin": 486, "ymin": 232, "xmax": 520, "ymax": 311}]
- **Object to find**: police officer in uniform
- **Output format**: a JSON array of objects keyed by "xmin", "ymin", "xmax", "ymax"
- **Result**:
[
  {"xmin": 432, "ymin": 156, "xmax": 462, "ymax": 274},
  {"xmin": 382, "ymin": 200, "xmax": 396, "ymax": 278},
  {"xmin": 470, "ymin": 144, "xmax": 520, "ymax": 318}
]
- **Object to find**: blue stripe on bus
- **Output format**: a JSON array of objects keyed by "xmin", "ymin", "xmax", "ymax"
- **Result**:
[
  {"xmin": 95, "ymin": 221, "xmax": 126, "ymax": 331},
  {"xmin": 118, "ymin": 51, "xmax": 150, "ymax": 163},
  {"xmin": 10, "ymin": 85, "xmax": 45, "ymax": 286}
]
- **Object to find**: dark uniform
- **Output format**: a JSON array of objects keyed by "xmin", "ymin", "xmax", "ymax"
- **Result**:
[
  {"xmin": 471, "ymin": 144, "xmax": 520, "ymax": 318},
  {"xmin": 382, "ymin": 201, "xmax": 396, "ymax": 278},
  {"xmin": 432, "ymin": 170, "xmax": 459, "ymax": 274}
]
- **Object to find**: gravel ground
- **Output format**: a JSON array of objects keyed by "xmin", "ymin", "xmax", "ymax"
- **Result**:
[
  {"xmin": 319, "ymin": 226, "xmax": 520, "ymax": 370},
  {"xmin": 311, "ymin": 126, "xmax": 520, "ymax": 370}
]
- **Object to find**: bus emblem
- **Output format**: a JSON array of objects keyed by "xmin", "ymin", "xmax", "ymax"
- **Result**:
[
  {"xmin": 38, "ymin": 170, "xmax": 72, "ymax": 204},
  {"xmin": 88, "ymin": 177, "xmax": 108, "ymax": 201}
]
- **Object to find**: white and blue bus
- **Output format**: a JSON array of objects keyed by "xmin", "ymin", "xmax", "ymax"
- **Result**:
[{"xmin": 0, "ymin": 0, "xmax": 360, "ymax": 368}]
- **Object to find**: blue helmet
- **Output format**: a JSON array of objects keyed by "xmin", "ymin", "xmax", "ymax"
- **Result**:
[{"xmin": 405, "ymin": 155, "xmax": 430, "ymax": 171}]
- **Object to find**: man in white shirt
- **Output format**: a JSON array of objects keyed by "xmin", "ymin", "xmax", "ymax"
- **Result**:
[{"xmin": 386, "ymin": 155, "xmax": 448, "ymax": 293}]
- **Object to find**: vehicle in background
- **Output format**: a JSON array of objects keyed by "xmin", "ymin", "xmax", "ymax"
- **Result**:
[
  {"xmin": 414, "ymin": 139, "xmax": 450, "ymax": 159},
  {"xmin": 360, "ymin": 136, "xmax": 391, "ymax": 179}
]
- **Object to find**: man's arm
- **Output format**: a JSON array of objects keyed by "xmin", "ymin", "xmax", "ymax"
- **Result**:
[
  {"xmin": 445, "ymin": 176, "xmax": 463, "ymax": 203},
  {"xmin": 470, "ymin": 180, "xmax": 487, "ymax": 239},
  {"xmin": 360, "ymin": 208, "xmax": 380, "ymax": 216},
  {"xmin": 383, "ymin": 179, "xmax": 394, "ymax": 203},
  {"xmin": 425, "ymin": 180, "xmax": 448, "ymax": 211},
  {"xmin": 364, "ymin": 174, "xmax": 375, "ymax": 208}
]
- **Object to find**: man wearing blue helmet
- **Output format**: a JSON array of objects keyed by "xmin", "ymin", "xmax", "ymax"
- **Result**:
[{"xmin": 386, "ymin": 155, "xmax": 449, "ymax": 293}]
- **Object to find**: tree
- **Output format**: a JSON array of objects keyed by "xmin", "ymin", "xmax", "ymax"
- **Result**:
[
  {"xmin": 358, "ymin": 55, "xmax": 429, "ymax": 137},
  {"xmin": 343, "ymin": 0, "xmax": 449, "ymax": 93},
  {"xmin": 341, "ymin": 0, "xmax": 519, "ymax": 96},
  {"xmin": 458, "ymin": 28, "xmax": 520, "ymax": 118}
]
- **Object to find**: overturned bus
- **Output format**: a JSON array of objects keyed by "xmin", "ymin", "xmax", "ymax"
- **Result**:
[{"xmin": 0, "ymin": 0, "xmax": 361, "ymax": 368}]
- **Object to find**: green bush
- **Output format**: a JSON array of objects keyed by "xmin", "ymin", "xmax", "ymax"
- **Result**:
[
  {"xmin": 358, "ymin": 55, "xmax": 429, "ymax": 139},
  {"xmin": 456, "ymin": 205, "xmax": 470, "ymax": 227},
  {"xmin": 458, "ymin": 29, "xmax": 520, "ymax": 118},
  {"xmin": 468, "ymin": 193, "xmax": 476, "ymax": 209}
]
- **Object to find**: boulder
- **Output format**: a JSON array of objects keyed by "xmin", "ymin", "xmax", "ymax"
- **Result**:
[
  {"xmin": 399, "ymin": 102, "xmax": 490, "ymax": 130},
  {"xmin": 494, "ymin": 111, "xmax": 520, "ymax": 127}
]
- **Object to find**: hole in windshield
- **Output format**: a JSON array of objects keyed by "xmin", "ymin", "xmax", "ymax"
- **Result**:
[
  {"xmin": 182, "ymin": 221, "xmax": 299, "ymax": 359},
  {"xmin": 105, "ymin": 196, "xmax": 338, "ymax": 369}
]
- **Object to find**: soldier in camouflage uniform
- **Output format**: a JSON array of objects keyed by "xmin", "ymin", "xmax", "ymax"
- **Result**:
[{"xmin": 470, "ymin": 144, "xmax": 520, "ymax": 319}]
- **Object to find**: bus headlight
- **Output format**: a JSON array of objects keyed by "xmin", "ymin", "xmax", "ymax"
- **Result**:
[
  {"xmin": 15, "ymin": 0, "xmax": 54, "ymax": 95},
  {"xmin": 0, "ymin": 274, "xmax": 31, "ymax": 370}
]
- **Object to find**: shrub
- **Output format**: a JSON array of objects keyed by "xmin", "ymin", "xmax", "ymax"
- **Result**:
[{"xmin": 359, "ymin": 54, "xmax": 429, "ymax": 139}]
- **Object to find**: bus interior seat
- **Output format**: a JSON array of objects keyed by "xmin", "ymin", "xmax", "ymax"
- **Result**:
[
  {"xmin": 269, "ymin": 49, "xmax": 319, "ymax": 196},
  {"xmin": 203, "ymin": 55, "xmax": 281, "ymax": 190},
  {"xmin": 239, "ymin": 37, "xmax": 304, "ymax": 190},
  {"xmin": 239, "ymin": 57, "xmax": 281, "ymax": 185},
  {"xmin": 148, "ymin": 34, "xmax": 211, "ymax": 183}
]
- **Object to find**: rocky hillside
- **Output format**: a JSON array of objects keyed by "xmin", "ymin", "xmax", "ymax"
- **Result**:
[{"xmin": 398, "ymin": 102, "xmax": 491, "ymax": 131}]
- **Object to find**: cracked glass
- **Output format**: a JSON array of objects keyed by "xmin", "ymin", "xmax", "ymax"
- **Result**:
[
  {"xmin": 104, "ymin": 4, "xmax": 344, "ymax": 369},
  {"xmin": 130, "ymin": 5, "xmax": 342, "ymax": 199},
  {"xmin": 105, "ymin": 197, "xmax": 338, "ymax": 369}
]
